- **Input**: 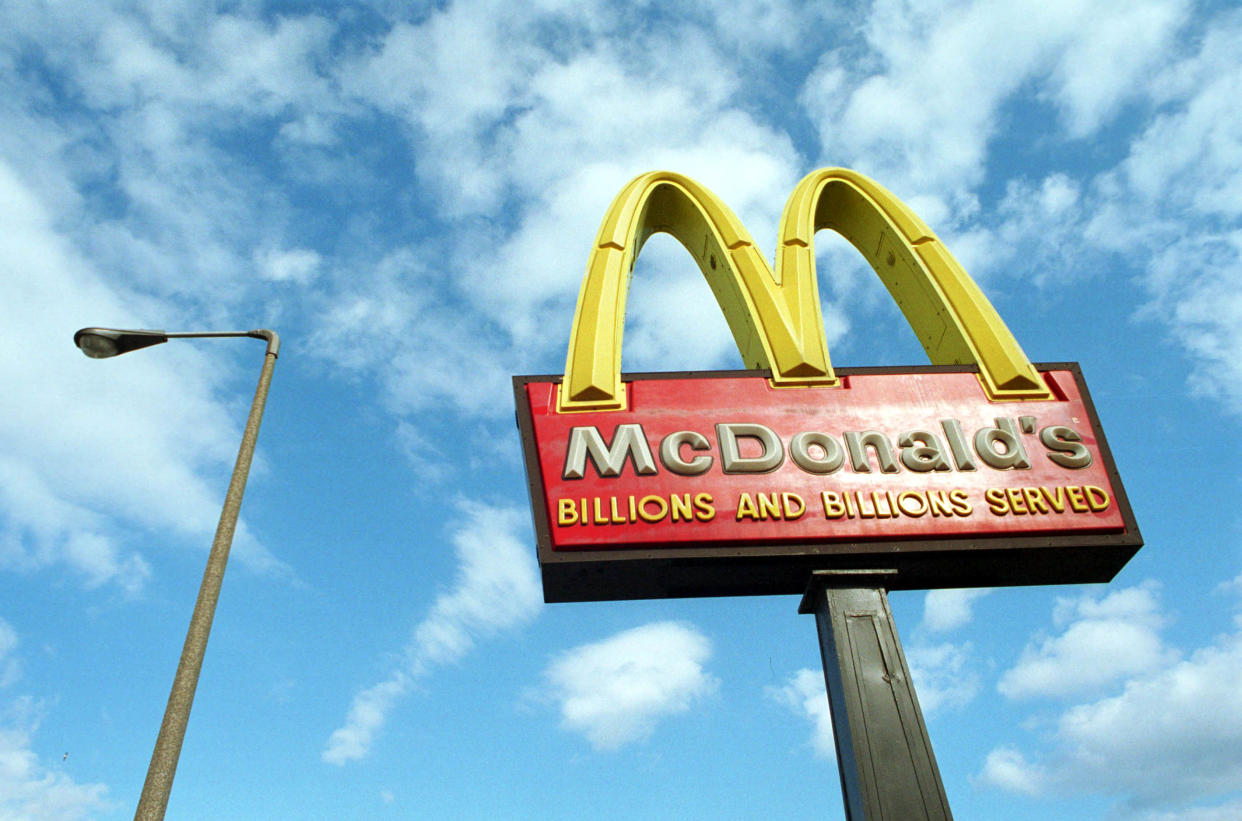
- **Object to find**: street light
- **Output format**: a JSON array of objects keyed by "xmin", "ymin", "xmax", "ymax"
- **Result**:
[{"xmin": 75, "ymin": 327, "xmax": 280, "ymax": 821}]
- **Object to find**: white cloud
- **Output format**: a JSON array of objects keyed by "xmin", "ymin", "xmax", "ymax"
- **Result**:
[
  {"xmin": 1129, "ymin": 800, "xmax": 1242, "ymax": 821},
  {"xmin": 800, "ymin": 0, "xmax": 1189, "ymax": 216},
  {"xmin": 61, "ymin": 531, "xmax": 151, "ymax": 595},
  {"xmin": 3, "ymin": 0, "xmax": 1231, "ymax": 435},
  {"xmin": 256, "ymin": 247, "xmax": 321, "ymax": 284},
  {"xmin": 921, "ymin": 588, "xmax": 991, "ymax": 633},
  {"xmin": 393, "ymin": 422, "xmax": 450, "ymax": 484},
  {"xmin": 1045, "ymin": 0, "xmax": 1190, "ymax": 137},
  {"xmin": 793, "ymin": 3, "xmax": 1242, "ymax": 424},
  {"xmin": 0, "ymin": 618, "xmax": 18, "ymax": 688},
  {"xmin": 1216, "ymin": 572, "xmax": 1242, "ymax": 598},
  {"xmin": 969, "ymin": 173, "xmax": 1099, "ymax": 289},
  {"xmin": 199, "ymin": 15, "xmax": 335, "ymax": 113},
  {"xmin": 460, "ymin": 74, "xmax": 799, "ymax": 362},
  {"xmin": 982, "ymin": 577, "xmax": 1242, "ymax": 811},
  {"xmin": 322, "ymin": 676, "xmax": 409, "ymax": 767},
  {"xmin": 5, "ymin": 2, "xmax": 817, "ymax": 433},
  {"xmin": 766, "ymin": 667, "xmax": 835, "ymax": 760},
  {"xmin": 52, "ymin": 8, "xmax": 336, "ymax": 117},
  {"xmin": 1050, "ymin": 631, "xmax": 1242, "ymax": 803},
  {"xmin": 1075, "ymin": 10, "xmax": 1242, "ymax": 411},
  {"xmin": 998, "ymin": 583, "xmax": 1172, "ymax": 700},
  {"xmin": 307, "ymin": 250, "xmax": 514, "ymax": 417},
  {"xmin": 0, "ymin": 626, "xmax": 111, "ymax": 820},
  {"xmin": 322, "ymin": 501, "xmax": 541, "ymax": 764},
  {"xmin": 2, "ymin": 3, "xmax": 346, "ymax": 314},
  {"xmin": 622, "ymin": 237, "xmax": 745, "ymax": 373},
  {"xmin": 542, "ymin": 622, "xmax": 718, "ymax": 751},
  {"xmin": 907, "ymin": 642, "xmax": 979, "ymax": 714},
  {"xmin": 313, "ymin": 6, "xmax": 806, "ymax": 408},
  {"xmin": 984, "ymin": 628, "xmax": 1242, "ymax": 807},
  {"xmin": 976, "ymin": 746, "xmax": 1045, "ymax": 796},
  {"xmin": 0, "ymin": 158, "xmax": 284, "ymax": 589},
  {"xmin": 339, "ymin": 4, "xmax": 542, "ymax": 215},
  {"xmin": 1112, "ymin": 14, "xmax": 1242, "ymax": 222},
  {"xmin": 1139, "ymin": 233, "xmax": 1242, "ymax": 410},
  {"xmin": 0, "ymin": 723, "xmax": 112, "ymax": 821}
]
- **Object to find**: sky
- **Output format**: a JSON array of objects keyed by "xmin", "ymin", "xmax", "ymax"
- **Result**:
[{"xmin": 1, "ymin": 0, "xmax": 1241, "ymax": 818}]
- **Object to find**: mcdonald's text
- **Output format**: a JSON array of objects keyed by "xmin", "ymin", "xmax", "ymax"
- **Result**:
[{"xmin": 560, "ymin": 415, "xmax": 1091, "ymax": 481}]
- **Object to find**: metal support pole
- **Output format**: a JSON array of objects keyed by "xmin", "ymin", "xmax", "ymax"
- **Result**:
[
  {"xmin": 134, "ymin": 333, "xmax": 278, "ymax": 821},
  {"xmin": 800, "ymin": 571, "xmax": 952, "ymax": 821}
]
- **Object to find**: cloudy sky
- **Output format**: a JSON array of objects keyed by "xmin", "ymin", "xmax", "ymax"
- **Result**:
[{"xmin": 2, "ymin": 0, "xmax": 1241, "ymax": 818}]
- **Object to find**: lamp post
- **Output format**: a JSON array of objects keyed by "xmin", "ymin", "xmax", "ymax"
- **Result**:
[{"xmin": 74, "ymin": 327, "xmax": 280, "ymax": 821}]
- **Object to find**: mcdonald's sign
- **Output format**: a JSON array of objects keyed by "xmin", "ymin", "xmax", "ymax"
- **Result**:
[{"xmin": 514, "ymin": 169, "xmax": 1140, "ymax": 602}]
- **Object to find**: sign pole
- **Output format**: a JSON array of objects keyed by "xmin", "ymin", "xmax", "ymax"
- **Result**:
[{"xmin": 800, "ymin": 571, "xmax": 953, "ymax": 821}]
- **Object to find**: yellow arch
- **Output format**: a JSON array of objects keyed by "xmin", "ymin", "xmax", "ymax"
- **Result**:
[{"xmin": 559, "ymin": 168, "xmax": 1050, "ymax": 412}]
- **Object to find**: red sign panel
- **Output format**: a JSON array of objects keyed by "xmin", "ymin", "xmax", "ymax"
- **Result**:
[{"xmin": 515, "ymin": 365, "xmax": 1140, "ymax": 602}]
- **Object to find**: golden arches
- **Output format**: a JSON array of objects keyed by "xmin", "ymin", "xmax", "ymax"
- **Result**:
[{"xmin": 558, "ymin": 168, "xmax": 1050, "ymax": 412}]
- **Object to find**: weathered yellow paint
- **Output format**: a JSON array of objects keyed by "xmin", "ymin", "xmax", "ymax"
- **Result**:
[{"xmin": 558, "ymin": 168, "xmax": 1051, "ymax": 412}]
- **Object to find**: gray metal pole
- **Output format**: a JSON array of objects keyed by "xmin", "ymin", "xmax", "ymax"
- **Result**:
[
  {"xmin": 800, "ymin": 572, "xmax": 953, "ymax": 821},
  {"xmin": 134, "ymin": 332, "xmax": 279, "ymax": 821}
]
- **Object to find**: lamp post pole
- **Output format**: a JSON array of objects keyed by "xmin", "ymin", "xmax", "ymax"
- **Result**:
[{"xmin": 74, "ymin": 328, "xmax": 280, "ymax": 821}]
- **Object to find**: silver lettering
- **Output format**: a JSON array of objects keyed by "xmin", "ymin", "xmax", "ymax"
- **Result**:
[
  {"xmin": 563, "ymin": 424, "xmax": 657, "ymax": 479},
  {"xmin": 974, "ymin": 418, "xmax": 1031, "ymax": 470},
  {"xmin": 897, "ymin": 430, "xmax": 952, "ymax": 472},
  {"xmin": 717, "ymin": 423, "xmax": 784, "ymax": 473},
  {"xmin": 790, "ymin": 431, "xmax": 844, "ymax": 474},
  {"xmin": 659, "ymin": 430, "xmax": 714, "ymax": 475},
  {"xmin": 1039, "ymin": 425, "xmax": 1092, "ymax": 468},
  {"xmin": 844, "ymin": 431, "xmax": 900, "ymax": 473}
]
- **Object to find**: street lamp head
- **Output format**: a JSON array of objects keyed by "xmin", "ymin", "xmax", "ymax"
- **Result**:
[{"xmin": 74, "ymin": 328, "xmax": 169, "ymax": 359}]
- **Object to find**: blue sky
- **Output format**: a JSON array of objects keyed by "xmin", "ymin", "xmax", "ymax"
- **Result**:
[{"xmin": 2, "ymin": 0, "xmax": 1241, "ymax": 818}]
